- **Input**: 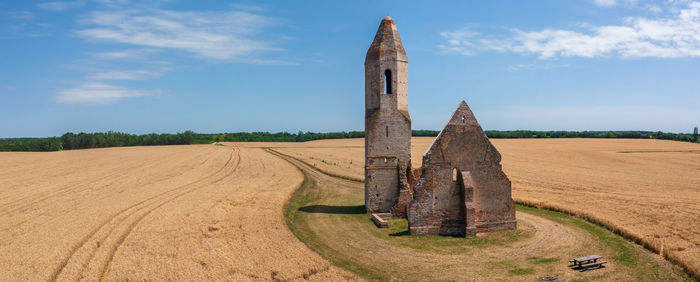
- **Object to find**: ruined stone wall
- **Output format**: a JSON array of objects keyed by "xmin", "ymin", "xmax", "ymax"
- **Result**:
[
  {"xmin": 439, "ymin": 102, "xmax": 514, "ymax": 232},
  {"xmin": 391, "ymin": 162, "xmax": 414, "ymax": 218},
  {"xmin": 408, "ymin": 163, "xmax": 467, "ymax": 236},
  {"xmin": 408, "ymin": 101, "xmax": 516, "ymax": 236}
]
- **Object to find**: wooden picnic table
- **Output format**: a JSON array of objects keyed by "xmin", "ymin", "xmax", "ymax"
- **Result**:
[{"xmin": 569, "ymin": 255, "xmax": 606, "ymax": 269}]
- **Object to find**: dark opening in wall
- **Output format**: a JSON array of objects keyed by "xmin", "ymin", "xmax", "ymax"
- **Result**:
[
  {"xmin": 384, "ymin": 69, "xmax": 392, "ymax": 94},
  {"xmin": 385, "ymin": 126, "xmax": 388, "ymax": 137}
]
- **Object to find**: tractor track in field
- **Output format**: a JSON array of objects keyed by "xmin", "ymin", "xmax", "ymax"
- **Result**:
[
  {"xmin": 49, "ymin": 147, "xmax": 241, "ymax": 281},
  {"xmin": 0, "ymin": 150, "xmax": 212, "ymax": 218}
]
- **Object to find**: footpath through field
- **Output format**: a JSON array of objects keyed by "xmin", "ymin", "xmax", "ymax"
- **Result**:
[{"xmin": 0, "ymin": 144, "xmax": 354, "ymax": 281}]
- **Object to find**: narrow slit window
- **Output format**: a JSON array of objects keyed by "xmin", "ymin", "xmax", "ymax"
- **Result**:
[
  {"xmin": 385, "ymin": 126, "xmax": 388, "ymax": 137},
  {"xmin": 384, "ymin": 69, "xmax": 392, "ymax": 94},
  {"xmin": 452, "ymin": 168, "xmax": 458, "ymax": 182}
]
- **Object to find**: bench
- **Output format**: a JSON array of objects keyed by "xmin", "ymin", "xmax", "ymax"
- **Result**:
[{"xmin": 569, "ymin": 255, "xmax": 606, "ymax": 270}]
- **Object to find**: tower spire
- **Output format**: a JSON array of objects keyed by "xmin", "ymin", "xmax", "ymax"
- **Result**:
[{"xmin": 366, "ymin": 17, "xmax": 407, "ymax": 64}]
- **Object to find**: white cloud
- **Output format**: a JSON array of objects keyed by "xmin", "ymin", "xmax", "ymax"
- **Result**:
[
  {"xmin": 438, "ymin": 30, "xmax": 480, "ymax": 55},
  {"xmin": 93, "ymin": 49, "xmax": 156, "ymax": 59},
  {"xmin": 55, "ymin": 82, "xmax": 157, "ymax": 104},
  {"xmin": 441, "ymin": 1, "xmax": 700, "ymax": 59},
  {"xmin": 594, "ymin": 0, "xmax": 618, "ymax": 7},
  {"xmin": 36, "ymin": 1, "xmax": 83, "ymax": 11},
  {"xmin": 76, "ymin": 8, "xmax": 279, "ymax": 60},
  {"xmin": 89, "ymin": 70, "xmax": 161, "ymax": 80},
  {"xmin": 646, "ymin": 4, "xmax": 663, "ymax": 13}
]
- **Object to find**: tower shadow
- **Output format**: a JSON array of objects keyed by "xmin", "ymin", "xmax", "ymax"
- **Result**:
[{"xmin": 298, "ymin": 205, "xmax": 366, "ymax": 214}]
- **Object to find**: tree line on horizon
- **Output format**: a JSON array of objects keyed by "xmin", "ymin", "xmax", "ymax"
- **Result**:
[{"xmin": 0, "ymin": 129, "xmax": 697, "ymax": 152}]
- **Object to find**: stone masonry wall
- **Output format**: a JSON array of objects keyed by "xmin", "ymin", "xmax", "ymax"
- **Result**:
[
  {"xmin": 364, "ymin": 17, "xmax": 411, "ymax": 213},
  {"xmin": 408, "ymin": 101, "xmax": 516, "ymax": 236}
]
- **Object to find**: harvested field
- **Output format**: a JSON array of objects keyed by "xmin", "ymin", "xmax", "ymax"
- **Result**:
[
  {"xmin": 266, "ymin": 138, "xmax": 700, "ymax": 276},
  {"xmin": 0, "ymin": 144, "xmax": 353, "ymax": 281},
  {"xmin": 272, "ymin": 147, "xmax": 688, "ymax": 281},
  {"xmin": 2, "ymin": 139, "xmax": 696, "ymax": 280}
]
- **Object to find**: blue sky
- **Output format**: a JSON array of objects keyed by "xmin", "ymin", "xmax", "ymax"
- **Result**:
[{"xmin": 1, "ymin": 0, "xmax": 699, "ymax": 137}]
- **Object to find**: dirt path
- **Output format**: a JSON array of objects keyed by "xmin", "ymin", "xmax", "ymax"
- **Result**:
[
  {"xmin": 0, "ymin": 145, "xmax": 354, "ymax": 281},
  {"xmin": 271, "ymin": 148, "xmax": 687, "ymax": 281}
]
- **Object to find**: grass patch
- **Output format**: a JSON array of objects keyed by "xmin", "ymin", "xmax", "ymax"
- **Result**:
[
  {"xmin": 509, "ymin": 267, "xmax": 535, "ymax": 275},
  {"xmin": 491, "ymin": 260, "xmax": 535, "ymax": 276},
  {"xmin": 527, "ymin": 256, "xmax": 559, "ymax": 265}
]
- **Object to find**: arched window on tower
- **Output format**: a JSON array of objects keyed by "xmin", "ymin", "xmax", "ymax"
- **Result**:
[{"xmin": 384, "ymin": 69, "xmax": 392, "ymax": 94}]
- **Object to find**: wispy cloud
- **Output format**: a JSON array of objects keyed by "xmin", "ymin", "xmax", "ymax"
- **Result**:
[
  {"xmin": 55, "ymin": 82, "xmax": 157, "ymax": 104},
  {"xmin": 92, "ymin": 48, "xmax": 157, "ymax": 59},
  {"xmin": 594, "ymin": 0, "xmax": 618, "ymax": 7},
  {"xmin": 89, "ymin": 69, "xmax": 162, "ymax": 80},
  {"xmin": 439, "ymin": 30, "xmax": 480, "ymax": 55},
  {"xmin": 36, "ymin": 1, "xmax": 84, "ymax": 11},
  {"xmin": 76, "ymin": 8, "xmax": 280, "ymax": 61},
  {"xmin": 441, "ymin": 1, "xmax": 700, "ymax": 59},
  {"xmin": 56, "ymin": 4, "xmax": 285, "ymax": 105}
]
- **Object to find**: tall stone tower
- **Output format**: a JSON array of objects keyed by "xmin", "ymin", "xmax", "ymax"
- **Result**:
[{"xmin": 364, "ymin": 17, "xmax": 411, "ymax": 213}]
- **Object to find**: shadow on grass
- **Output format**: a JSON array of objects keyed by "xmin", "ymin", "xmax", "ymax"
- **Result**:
[
  {"xmin": 389, "ymin": 230, "xmax": 410, "ymax": 237},
  {"xmin": 571, "ymin": 265, "xmax": 607, "ymax": 272},
  {"xmin": 299, "ymin": 205, "xmax": 365, "ymax": 214}
]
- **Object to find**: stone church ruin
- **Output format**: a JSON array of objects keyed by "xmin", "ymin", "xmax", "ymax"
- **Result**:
[{"xmin": 364, "ymin": 17, "xmax": 516, "ymax": 237}]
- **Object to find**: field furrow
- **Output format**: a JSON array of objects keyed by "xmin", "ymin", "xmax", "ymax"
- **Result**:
[{"xmin": 0, "ymin": 144, "xmax": 353, "ymax": 281}]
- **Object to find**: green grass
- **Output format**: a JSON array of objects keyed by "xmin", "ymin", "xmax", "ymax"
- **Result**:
[
  {"xmin": 527, "ymin": 256, "xmax": 559, "ymax": 265},
  {"xmin": 490, "ymin": 260, "xmax": 536, "ymax": 276},
  {"xmin": 509, "ymin": 267, "xmax": 535, "ymax": 275}
]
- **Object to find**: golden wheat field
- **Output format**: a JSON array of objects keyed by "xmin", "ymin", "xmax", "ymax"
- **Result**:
[
  {"xmin": 269, "ymin": 138, "xmax": 700, "ymax": 276},
  {"xmin": 0, "ymin": 144, "xmax": 353, "ymax": 281},
  {"xmin": 1, "ymin": 139, "xmax": 697, "ymax": 280}
]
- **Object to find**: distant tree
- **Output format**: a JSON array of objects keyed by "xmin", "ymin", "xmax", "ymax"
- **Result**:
[{"xmin": 694, "ymin": 126, "xmax": 698, "ymax": 142}]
